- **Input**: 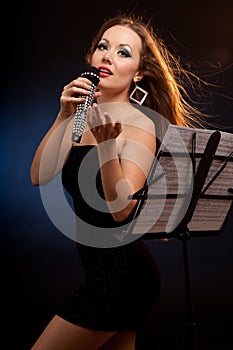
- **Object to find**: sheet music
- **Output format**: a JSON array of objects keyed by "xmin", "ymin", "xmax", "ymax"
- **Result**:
[
  {"xmin": 130, "ymin": 125, "xmax": 233, "ymax": 235},
  {"xmin": 161, "ymin": 125, "xmax": 233, "ymax": 156},
  {"xmin": 196, "ymin": 158, "xmax": 233, "ymax": 196},
  {"xmin": 188, "ymin": 199, "xmax": 232, "ymax": 231}
]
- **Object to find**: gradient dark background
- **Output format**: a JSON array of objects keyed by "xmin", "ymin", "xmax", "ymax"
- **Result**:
[{"xmin": 2, "ymin": 0, "xmax": 233, "ymax": 349}]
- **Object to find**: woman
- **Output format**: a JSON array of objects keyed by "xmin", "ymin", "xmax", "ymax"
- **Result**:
[{"xmin": 30, "ymin": 14, "xmax": 204, "ymax": 350}]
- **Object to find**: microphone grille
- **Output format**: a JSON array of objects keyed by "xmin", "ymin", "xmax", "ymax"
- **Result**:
[{"xmin": 81, "ymin": 66, "xmax": 100, "ymax": 85}]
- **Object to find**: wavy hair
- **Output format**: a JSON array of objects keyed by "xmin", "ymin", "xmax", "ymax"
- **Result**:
[{"xmin": 86, "ymin": 14, "xmax": 209, "ymax": 128}]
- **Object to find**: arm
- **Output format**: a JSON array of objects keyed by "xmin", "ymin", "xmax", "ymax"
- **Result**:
[
  {"xmin": 30, "ymin": 113, "xmax": 73, "ymax": 186},
  {"xmin": 87, "ymin": 104, "xmax": 156, "ymax": 222},
  {"xmin": 30, "ymin": 76, "xmax": 101, "ymax": 186}
]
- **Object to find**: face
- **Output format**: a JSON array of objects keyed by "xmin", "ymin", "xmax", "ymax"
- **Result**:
[{"xmin": 91, "ymin": 25, "xmax": 143, "ymax": 102}]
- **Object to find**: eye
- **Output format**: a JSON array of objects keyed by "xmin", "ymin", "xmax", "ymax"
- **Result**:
[
  {"xmin": 118, "ymin": 47, "xmax": 132, "ymax": 58},
  {"xmin": 97, "ymin": 41, "xmax": 108, "ymax": 51}
]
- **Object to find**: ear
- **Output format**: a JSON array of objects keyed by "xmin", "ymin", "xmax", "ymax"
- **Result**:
[{"xmin": 133, "ymin": 71, "xmax": 144, "ymax": 83}]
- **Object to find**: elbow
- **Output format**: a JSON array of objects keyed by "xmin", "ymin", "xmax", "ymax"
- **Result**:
[
  {"xmin": 109, "ymin": 181, "xmax": 137, "ymax": 222},
  {"xmin": 30, "ymin": 170, "xmax": 47, "ymax": 187},
  {"xmin": 112, "ymin": 213, "xmax": 125, "ymax": 223},
  {"xmin": 30, "ymin": 171, "xmax": 39, "ymax": 186},
  {"xmin": 31, "ymin": 180, "xmax": 40, "ymax": 187},
  {"xmin": 30, "ymin": 163, "xmax": 40, "ymax": 186},
  {"xmin": 112, "ymin": 211, "xmax": 131, "ymax": 223},
  {"xmin": 30, "ymin": 176, "xmax": 50, "ymax": 187},
  {"xmin": 111, "ymin": 200, "xmax": 136, "ymax": 223},
  {"xmin": 30, "ymin": 164, "xmax": 54, "ymax": 186},
  {"xmin": 30, "ymin": 175, "xmax": 40, "ymax": 187}
]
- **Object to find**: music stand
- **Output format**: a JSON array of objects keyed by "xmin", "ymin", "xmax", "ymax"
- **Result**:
[{"xmin": 127, "ymin": 125, "xmax": 233, "ymax": 350}]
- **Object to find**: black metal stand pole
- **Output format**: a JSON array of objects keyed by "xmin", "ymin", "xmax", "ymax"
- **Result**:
[{"xmin": 180, "ymin": 231, "xmax": 197, "ymax": 350}]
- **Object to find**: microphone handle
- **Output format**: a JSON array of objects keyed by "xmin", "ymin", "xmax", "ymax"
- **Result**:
[{"xmin": 72, "ymin": 82, "xmax": 97, "ymax": 143}]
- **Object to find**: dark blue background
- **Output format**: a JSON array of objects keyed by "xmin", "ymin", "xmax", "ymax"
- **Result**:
[{"xmin": 2, "ymin": 1, "xmax": 233, "ymax": 349}]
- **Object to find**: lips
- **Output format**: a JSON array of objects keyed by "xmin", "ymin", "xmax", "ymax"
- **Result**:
[{"xmin": 98, "ymin": 66, "xmax": 113, "ymax": 77}]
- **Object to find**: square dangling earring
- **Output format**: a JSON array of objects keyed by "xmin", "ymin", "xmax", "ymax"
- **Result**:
[{"xmin": 129, "ymin": 83, "xmax": 148, "ymax": 105}]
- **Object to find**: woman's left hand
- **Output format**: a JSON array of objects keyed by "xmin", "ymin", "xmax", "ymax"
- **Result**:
[{"xmin": 87, "ymin": 103, "xmax": 122, "ymax": 143}]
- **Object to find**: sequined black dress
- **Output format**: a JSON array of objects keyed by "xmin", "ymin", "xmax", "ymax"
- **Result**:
[{"xmin": 57, "ymin": 145, "xmax": 161, "ymax": 331}]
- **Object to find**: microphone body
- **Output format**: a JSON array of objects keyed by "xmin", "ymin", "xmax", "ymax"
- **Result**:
[{"xmin": 72, "ymin": 66, "xmax": 100, "ymax": 143}]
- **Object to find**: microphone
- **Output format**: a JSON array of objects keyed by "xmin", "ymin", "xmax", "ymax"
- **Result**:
[{"xmin": 72, "ymin": 66, "xmax": 100, "ymax": 143}]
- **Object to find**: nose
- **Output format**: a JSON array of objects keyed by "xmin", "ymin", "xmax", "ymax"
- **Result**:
[{"xmin": 102, "ymin": 50, "xmax": 112, "ymax": 63}]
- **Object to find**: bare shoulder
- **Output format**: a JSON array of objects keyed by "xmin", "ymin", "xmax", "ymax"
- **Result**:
[
  {"xmin": 132, "ymin": 111, "xmax": 155, "ymax": 132},
  {"xmin": 124, "ymin": 107, "xmax": 155, "ymax": 137}
]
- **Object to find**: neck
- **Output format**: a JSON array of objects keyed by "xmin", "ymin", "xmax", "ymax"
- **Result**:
[{"xmin": 97, "ymin": 90, "xmax": 129, "ymax": 104}]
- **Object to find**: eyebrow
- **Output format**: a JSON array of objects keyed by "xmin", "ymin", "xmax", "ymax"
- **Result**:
[{"xmin": 101, "ymin": 37, "xmax": 133, "ymax": 51}]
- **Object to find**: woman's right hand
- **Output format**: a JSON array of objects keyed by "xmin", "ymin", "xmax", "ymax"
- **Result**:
[{"xmin": 59, "ymin": 76, "xmax": 101, "ymax": 120}]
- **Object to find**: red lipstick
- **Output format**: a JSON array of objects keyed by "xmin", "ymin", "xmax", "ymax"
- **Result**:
[{"xmin": 98, "ymin": 66, "xmax": 113, "ymax": 77}]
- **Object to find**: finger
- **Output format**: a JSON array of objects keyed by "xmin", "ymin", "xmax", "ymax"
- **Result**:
[
  {"xmin": 63, "ymin": 78, "xmax": 92, "ymax": 97},
  {"xmin": 87, "ymin": 106, "xmax": 101, "ymax": 130},
  {"xmin": 92, "ymin": 104, "xmax": 105, "ymax": 128},
  {"xmin": 94, "ymin": 91, "xmax": 102, "ymax": 99},
  {"xmin": 103, "ymin": 112, "xmax": 113, "ymax": 126},
  {"xmin": 62, "ymin": 87, "xmax": 90, "ymax": 98},
  {"xmin": 60, "ymin": 96, "xmax": 86, "ymax": 105},
  {"xmin": 115, "ymin": 121, "xmax": 122, "ymax": 134},
  {"xmin": 64, "ymin": 77, "xmax": 91, "ymax": 90},
  {"xmin": 104, "ymin": 113, "xmax": 122, "ymax": 134},
  {"xmin": 71, "ymin": 78, "xmax": 92, "ymax": 95}
]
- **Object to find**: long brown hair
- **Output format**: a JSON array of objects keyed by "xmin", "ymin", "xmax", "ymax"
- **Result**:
[{"xmin": 86, "ymin": 14, "xmax": 208, "ymax": 128}]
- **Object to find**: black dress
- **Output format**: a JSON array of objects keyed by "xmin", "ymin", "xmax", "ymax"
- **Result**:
[{"xmin": 57, "ymin": 145, "xmax": 161, "ymax": 332}]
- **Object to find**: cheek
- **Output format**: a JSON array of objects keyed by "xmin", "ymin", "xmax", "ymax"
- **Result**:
[
  {"xmin": 118, "ymin": 57, "xmax": 140, "ymax": 73},
  {"xmin": 117, "ymin": 62, "xmax": 139, "ymax": 82}
]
